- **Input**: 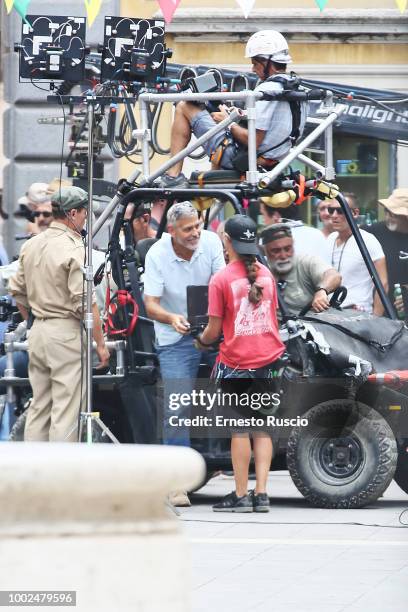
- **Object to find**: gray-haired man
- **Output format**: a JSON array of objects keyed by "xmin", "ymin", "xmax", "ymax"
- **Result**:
[{"xmin": 144, "ymin": 202, "xmax": 225, "ymax": 504}]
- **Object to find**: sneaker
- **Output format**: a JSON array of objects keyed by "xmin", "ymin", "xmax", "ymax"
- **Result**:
[
  {"xmin": 212, "ymin": 491, "xmax": 253, "ymax": 513},
  {"xmin": 250, "ymin": 490, "xmax": 270, "ymax": 513},
  {"xmin": 154, "ymin": 173, "xmax": 189, "ymax": 189},
  {"xmin": 168, "ymin": 490, "xmax": 191, "ymax": 507}
]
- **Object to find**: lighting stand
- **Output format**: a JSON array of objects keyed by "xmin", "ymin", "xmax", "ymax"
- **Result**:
[{"xmin": 77, "ymin": 96, "xmax": 119, "ymax": 444}]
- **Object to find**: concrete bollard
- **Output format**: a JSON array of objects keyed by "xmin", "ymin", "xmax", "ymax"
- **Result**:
[{"xmin": 0, "ymin": 443, "xmax": 206, "ymax": 612}]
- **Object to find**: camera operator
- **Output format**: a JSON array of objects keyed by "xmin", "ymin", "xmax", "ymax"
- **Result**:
[
  {"xmin": 155, "ymin": 30, "xmax": 306, "ymax": 188},
  {"xmin": 9, "ymin": 186, "xmax": 109, "ymax": 442}
]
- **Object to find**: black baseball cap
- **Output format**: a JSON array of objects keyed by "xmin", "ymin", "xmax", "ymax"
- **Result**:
[
  {"xmin": 131, "ymin": 201, "xmax": 152, "ymax": 219},
  {"xmin": 224, "ymin": 215, "xmax": 258, "ymax": 255},
  {"xmin": 260, "ymin": 223, "xmax": 293, "ymax": 245}
]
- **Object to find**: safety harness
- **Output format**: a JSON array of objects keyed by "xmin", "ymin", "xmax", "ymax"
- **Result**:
[{"xmin": 266, "ymin": 73, "xmax": 303, "ymax": 143}]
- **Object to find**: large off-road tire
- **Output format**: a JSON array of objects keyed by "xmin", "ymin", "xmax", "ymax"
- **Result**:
[
  {"xmin": 9, "ymin": 412, "xmax": 26, "ymax": 441},
  {"xmin": 287, "ymin": 400, "xmax": 398, "ymax": 508},
  {"xmin": 394, "ymin": 440, "xmax": 408, "ymax": 495}
]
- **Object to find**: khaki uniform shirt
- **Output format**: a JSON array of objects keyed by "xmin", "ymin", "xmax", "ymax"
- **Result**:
[{"xmin": 9, "ymin": 221, "xmax": 93, "ymax": 319}]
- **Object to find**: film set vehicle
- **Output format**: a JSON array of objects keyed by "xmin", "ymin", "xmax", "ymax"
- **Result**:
[{"xmin": 2, "ymin": 13, "xmax": 407, "ymax": 509}]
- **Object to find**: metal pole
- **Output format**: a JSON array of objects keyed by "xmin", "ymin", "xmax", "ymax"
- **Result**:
[
  {"xmin": 324, "ymin": 123, "xmax": 335, "ymax": 181},
  {"xmin": 139, "ymin": 97, "xmax": 151, "ymax": 178},
  {"xmin": 336, "ymin": 192, "xmax": 395, "ymax": 319},
  {"xmin": 139, "ymin": 109, "xmax": 242, "ymax": 184},
  {"xmin": 93, "ymin": 110, "xmax": 241, "ymax": 237},
  {"xmin": 297, "ymin": 154, "xmax": 326, "ymax": 177},
  {"xmin": 4, "ymin": 331, "xmax": 16, "ymax": 405},
  {"xmin": 138, "ymin": 90, "xmax": 262, "ymax": 105},
  {"xmin": 84, "ymin": 99, "xmax": 95, "ymax": 442},
  {"xmin": 259, "ymin": 105, "xmax": 346, "ymax": 189},
  {"xmin": 245, "ymin": 92, "xmax": 258, "ymax": 186}
]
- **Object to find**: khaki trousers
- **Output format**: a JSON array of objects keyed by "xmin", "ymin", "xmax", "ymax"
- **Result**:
[{"xmin": 25, "ymin": 318, "xmax": 84, "ymax": 442}]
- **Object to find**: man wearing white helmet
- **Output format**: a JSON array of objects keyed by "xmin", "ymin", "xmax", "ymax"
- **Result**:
[{"xmin": 155, "ymin": 30, "xmax": 306, "ymax": 188}]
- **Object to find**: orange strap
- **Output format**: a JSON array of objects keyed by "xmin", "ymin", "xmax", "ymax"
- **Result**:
[
  {"xmin": 210, "ymin": 137, "xmax": 231, "ymax": 169},
  {"xmin": 294, "ymin": 174, "xmax": 309, "ymax": 205}
]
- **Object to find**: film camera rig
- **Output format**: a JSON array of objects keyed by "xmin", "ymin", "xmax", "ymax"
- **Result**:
[
  {"xmin": 15, "ymin": 15, "xmax": 88, "ymax": 83},
  {"xmin": 12, "ymin": 14, "xmax": 396, "ymax": 446}
]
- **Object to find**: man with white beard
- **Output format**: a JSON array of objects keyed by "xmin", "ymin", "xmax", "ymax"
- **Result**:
[{"xmin": 260, "ymin": 223, "xmax": 341, "ymax": 316}]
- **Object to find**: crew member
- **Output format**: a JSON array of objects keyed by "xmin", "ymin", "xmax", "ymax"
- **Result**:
[
  {"xmin": 196, "ymin": 215, "xmax": 285, "ymax": 513},
  {"xmin": 260, "ymin": 224, "xmax": 341, "ymax": 316},
  {"xmin": 30, "ymin": 201, "xmax": 53, "ymax": 234},
  {"xmin": 316, "ymin": 200, "xmax": 334, "ymax": 238},
  {"xmin": 325, "ymin": 194, "xmax": 388, "ymax": 315},
  {"xmin": 362, "ymin": 188, "xmax": 408, "ymax": 316},
  {"xmin": 260, "ymin": 201, "xmax": 330, "ymax": 263},
  {"xmin": 155, "ymin": 30, "xmax": 306, "ymax": 188},
  {"xmin": 129, "ymin": 202, "xmax": 157, "ymax": 242},
  {"xmin": 9, "ymin": 186, "xmax": 110, "ymax": 442}
]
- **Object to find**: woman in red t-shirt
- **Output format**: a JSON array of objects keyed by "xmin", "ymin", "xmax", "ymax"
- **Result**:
[{"xmin": 196, "ymin": 215, "xmax": 285, "ymax": 512}]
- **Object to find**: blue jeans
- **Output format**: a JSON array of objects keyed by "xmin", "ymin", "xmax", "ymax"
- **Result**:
[{"xmin": 156, "ymin": 335, "xmax": 216, "ymax": 446}]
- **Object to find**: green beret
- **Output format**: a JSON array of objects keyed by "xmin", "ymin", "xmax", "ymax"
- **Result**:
[{"xmin": 50, "ymin": 186, "xmax": 88, "ymax": 211}]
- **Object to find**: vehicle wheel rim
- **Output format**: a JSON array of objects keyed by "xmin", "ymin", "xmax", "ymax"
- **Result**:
[{"xmin": 310, "ymin": 434, "xmax": 365, "ymax": 484}]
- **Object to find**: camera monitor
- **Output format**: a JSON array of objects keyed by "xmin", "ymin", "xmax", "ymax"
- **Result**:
[
  {"xmin": 101, "ymin": 16, "xmax": 167, "ymax": 83},
  {"xmin": 187, "ymin": 285, "xmax": 209, "ymax": 329},
  {"xmin": 16, "ymin": 15, "xmax": 86, "ymax": 82}
]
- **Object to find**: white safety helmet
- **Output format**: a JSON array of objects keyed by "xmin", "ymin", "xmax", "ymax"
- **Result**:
[{"xmin": 245, "ymin": 30, "xmax": 292, "ymax": 64}]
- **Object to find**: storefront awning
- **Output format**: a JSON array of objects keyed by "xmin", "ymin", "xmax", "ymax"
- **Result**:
[{"xmin": 305, "ymin": 79, "xmax": 408, "ymax": 144}]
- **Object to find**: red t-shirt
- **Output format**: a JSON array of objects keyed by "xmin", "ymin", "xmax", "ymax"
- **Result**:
[{"xmin": 208, "ymin": 260, "xmax": 285, "ymax": 369}]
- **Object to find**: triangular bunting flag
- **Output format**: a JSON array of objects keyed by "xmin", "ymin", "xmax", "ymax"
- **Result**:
[
  {"xmin": 235, "ymin": 0, "xmax": 256, "ymax": 19},
  {"xmin": 4, "ymin": 0, "xmax": 14, "ymax": 13},
  {"xmin": 157, "ymin": 0, "xmax": 181, "ymax": 24},
  {"xmin": 315, "ymin": 0, "xmax": 329, "ymax": 10},
  {"xmin": 84, "ymin": 0, "xmax": 102, "ymax": 27},
  {"xmin": 395, "ymin": 0, "xmax": 407, "ymax": 13},
  {"xmin": 12, "ymin": 0, "xmax": 31, "ymax": 23}
]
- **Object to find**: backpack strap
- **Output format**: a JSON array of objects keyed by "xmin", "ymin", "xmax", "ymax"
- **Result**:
[{"xmin": 265, "ymin": 74, "xmax": 302, "ymax": 143}]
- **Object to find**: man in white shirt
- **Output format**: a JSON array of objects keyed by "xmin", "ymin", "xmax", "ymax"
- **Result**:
[
  {"xmin": 325, "ymin": 194, "xmax": 388, "ymax": 315},
  {"xmin": 144, "ymin": 201, "xmax": 225, "ymax": 505}
]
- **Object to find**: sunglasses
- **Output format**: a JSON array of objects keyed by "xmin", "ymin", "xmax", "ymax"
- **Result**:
[
  {"xmin": 33, "ymin": 211, "xmax": 52, "ymax": 218},
  {"xmin": 327, "ymin": 207, "xmax": 344, "ymax": 216}
]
